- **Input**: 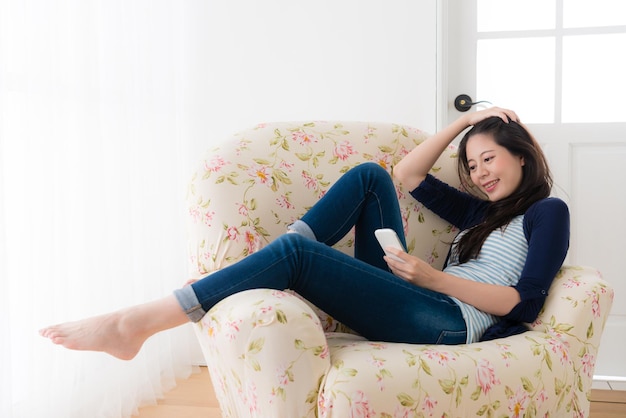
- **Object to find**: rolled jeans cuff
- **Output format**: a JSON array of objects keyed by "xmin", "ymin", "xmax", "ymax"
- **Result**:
[
  {"xmin": 287, "ymin": 220, "xmax": 317, "ymax": 241},
  {"xmin": 173, "ymin": 285, "xmax": 207, "ymax": 322}
]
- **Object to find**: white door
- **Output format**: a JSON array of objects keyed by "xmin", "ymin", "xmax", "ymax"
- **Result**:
[{"xmin": 443, "ymin": 0, "xmax": 626, "ymax": 379}]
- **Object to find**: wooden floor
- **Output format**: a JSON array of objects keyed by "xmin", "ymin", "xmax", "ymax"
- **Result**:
[
  {"xmin": 134, "ymin": 367, "xmax": 221, "ymax": 418},
  {"xmin": 134, "ymin": 367, "xmax": 626, "ymax": 418}
]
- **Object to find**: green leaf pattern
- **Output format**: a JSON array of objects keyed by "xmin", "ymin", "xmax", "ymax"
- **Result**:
[
  {"xmin": 186, "ymin": 121, "xmax": 453, "ymax": 280},
  {"xmin": 187, "ymin": 122, "xmax": 613, "ymax": 417}
]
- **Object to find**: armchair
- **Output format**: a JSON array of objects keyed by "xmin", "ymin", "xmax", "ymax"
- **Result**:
[{"xmin": 186, "ymin": 121, "xmax": 613, "ymax": 417}]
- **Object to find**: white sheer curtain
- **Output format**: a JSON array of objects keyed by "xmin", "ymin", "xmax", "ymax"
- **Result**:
[
  {"xmin": 1, "ymin": 1, "xmax": 199, "ymax": 416},
  {"xmin": 0, "ymin": 1, "xmax": 438, "ymax": 416}
]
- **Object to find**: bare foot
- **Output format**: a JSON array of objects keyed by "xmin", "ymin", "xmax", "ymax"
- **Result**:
[
  {"xmin": 39, "ymin": 309, "xmax": 148, "ymax": 360},
  {"xmin": 40, "ymin": 296, "xmax": 190, "ymax": 360}
]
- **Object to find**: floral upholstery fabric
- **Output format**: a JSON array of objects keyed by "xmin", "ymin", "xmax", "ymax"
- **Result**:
[{"xmin": 186, "ymin": 121, "xmax": 614, "ymax": 417}]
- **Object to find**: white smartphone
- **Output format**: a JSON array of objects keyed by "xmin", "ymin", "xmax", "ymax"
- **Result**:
[{"xmin": 374, "ymin": 228, "xmax": 406, "ymax": 263}]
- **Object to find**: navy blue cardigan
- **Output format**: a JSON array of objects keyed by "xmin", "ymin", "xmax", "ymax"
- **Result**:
[{"xmin": 410, "ymin": 174, "xmax": 570, "ymax": 341}]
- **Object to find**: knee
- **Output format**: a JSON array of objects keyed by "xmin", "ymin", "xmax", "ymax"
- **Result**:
[
  {"xmin": 269, "ymin": 233, "xmax": 317, "ymax": 268},
  {"xmin": 350, "ymin": 162, "xmax": 393, "ymax": 184},
  {"xmin": 363, "ymin": 162, "xmax": 396, "ymax": 193},
  {"xmin": 356, "ymin": 161, "xmax": 388, "ymax": 175},
  {"xmin": 274, "ymin": 231, "xmax": 312, "ymax": 249}
]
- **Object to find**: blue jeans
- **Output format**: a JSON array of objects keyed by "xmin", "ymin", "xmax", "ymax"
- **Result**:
[{"xmin": 174, "ymin": 163, "xmax": 467, "ymax": 344}]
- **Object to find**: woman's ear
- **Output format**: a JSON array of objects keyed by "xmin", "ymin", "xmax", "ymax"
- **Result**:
[{"xmin": 520, "ymin": 156, "xmax": 525, "ymax": 166}]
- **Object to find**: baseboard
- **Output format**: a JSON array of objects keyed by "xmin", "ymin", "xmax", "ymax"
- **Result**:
[{"xmin": 590, "ymin": 389, "xmax": 626, "ymax": 403}]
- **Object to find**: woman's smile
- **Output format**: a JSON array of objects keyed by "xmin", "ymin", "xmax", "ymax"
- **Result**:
[{"xmin": 482, "ymin": 179, "xmax": 499, "ymax": 193}]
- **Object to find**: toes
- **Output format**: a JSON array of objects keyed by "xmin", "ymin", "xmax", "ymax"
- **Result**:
[{"xmin": 39, "ymin": 326, "xmax": 64, "ymax": 342}]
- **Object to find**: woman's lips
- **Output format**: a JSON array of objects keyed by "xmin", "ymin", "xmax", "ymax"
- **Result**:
[{"xmin": 482, "ymin": 179, "xmax": 499, "ymax": 192}]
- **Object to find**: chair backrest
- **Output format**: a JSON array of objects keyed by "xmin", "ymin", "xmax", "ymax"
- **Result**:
[{"xmin": 186, "ymin": 121, "xmax": 461, "ymax": 278}]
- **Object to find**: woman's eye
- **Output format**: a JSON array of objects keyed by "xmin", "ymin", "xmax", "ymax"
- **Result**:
[
  {"xmin": 468, "ymin": 165, "xmax": 476, "ymax": 171},
  {"xmin": 484, "ymin": 156, "xmax": 494, "ymax": 163}
]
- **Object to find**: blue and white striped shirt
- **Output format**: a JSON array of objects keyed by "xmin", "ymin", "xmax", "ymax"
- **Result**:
[{"xmin": 444, "ymin": 215, "xmax": 527, "ymax": 343}]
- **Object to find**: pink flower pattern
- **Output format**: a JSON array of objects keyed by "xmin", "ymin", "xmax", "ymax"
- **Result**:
[
  {"xmin": 189, "ymin": 207, "xmax": 201, "ymax": 223},
  {"xmin": 225, "ymin": 319, "xmax": 242, "ymax": 341},
  {"xmin": 276, "ymin": 194, "xmax": 294, "ymax": 210},
  {"xmin": 581, "ymin": 352, "xmax": 595, "ymax": 377},
  {"xmin": 535, "ymin": 388, "xmax": 549, "ymax": 409},
  {"xmin": 372, "ymin": 151, "xmax": 393, "ymax": 171},
  {"xmin": 274, "ymin": 363, "xmax": 291, "ymax": 390},
  {"xmin": 421, "ymin": 395, "xmax": 438, "ymax": 416},
  {"xmin": 498, "ymin": 343, "xmax": 514, "ymax": 367},
  {"xmin": 279, "ymin": 160, "xmax": 294, "ymax": 171},
  {"xmin": 292, "ymin": 130, "xmax": 319, "ymax": 146},
  {"xmin": 508, "ymin": 386, "xmax": 530, "ymax": 418},
  {"xmin": 203, "ymin": 210, "xmax": 215, "ymax": 227},
  {"xmin": 243, "ymin": 381, "xmax": 259, "ymax": 415},
  {"xmin": 237, "ymin": 203, "xmax": 249, "ymax": 217},
  {"xmin": 318, "ymin": 390, "xmax": 334, "ymax": 417},
  {"xmin": 475, "ymin": 358, "xmax": 501, "ymax": 395},
  {"xmin": 236, "ymin": 140, "xmax": 250, "ymax": 156},
  {"xmin": 392, "ymin": 405, "xmax": 411, "ymax": 418},
  {"xmin": 201, "ymin": 250, "xmax": 213, "ymax": 263},
  {"xmin": 548, "ymin": 337, "xmax": 571, "ymax": 366},
  {"xmin": 204, "ymin": 155, "xmax": 228, "ymax": 173},
  {"xmin": 244, "ymin": 230, "xmax": 262, "ymax": 254},
  {"xmin": 423, "ymin": 348, "xmax": 456, "ymax": 366},
  {"xmin": 333, "ymin": 140, "xmax": 357, "ymax": 161},
  {"xmin": 349, "ymin": 390, "xmax": 374, "ymax": 418},
  {"xmin": 187, "ymin": 122, "xmax": 611, "ymax": 418},
  {"xmin": 247, "ymin": 164, "xmax": 272, "ymax": 186},
  {"xmin": 226, "ymin": 226, "xmax": 240, "ymax": 241},
  {"xmin": 301, "ymin": 171, "xmax": 318, "ymax": 190},
  {"xmin": 588, "ymin": 290, "xmax": 601, "ymax": 317}
]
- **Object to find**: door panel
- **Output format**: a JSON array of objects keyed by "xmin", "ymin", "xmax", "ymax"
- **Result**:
[{"xmin": 445, "ymin": 0, "xmax": 626, "ymax": 378}]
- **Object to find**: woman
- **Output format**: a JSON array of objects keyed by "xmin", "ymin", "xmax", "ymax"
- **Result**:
[{"xmin": 40, "ymin": 107, "xmax": 569, "ymax": 360}]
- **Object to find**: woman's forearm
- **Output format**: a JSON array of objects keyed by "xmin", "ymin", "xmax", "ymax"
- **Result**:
[
  {"xmin": 385, "ymin": 249, "xmax": 522, "ymax": 317},
  {"xmin": 430, "ymin": 270, "xmax": 521, "ymax": 316},
  {"xmin": 393, "ymin": 115, "xmax": 470, "ymax": 191}
]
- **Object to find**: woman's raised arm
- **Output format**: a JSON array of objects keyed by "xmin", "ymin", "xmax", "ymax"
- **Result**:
[{"xmin": 392, "ymin": 107, "xmax": 519, "ymax": 191}]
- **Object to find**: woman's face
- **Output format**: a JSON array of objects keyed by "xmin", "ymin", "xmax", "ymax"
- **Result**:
[{"xmin": 465, "ymin": 133, "xmax": 525, "ymax": 201}]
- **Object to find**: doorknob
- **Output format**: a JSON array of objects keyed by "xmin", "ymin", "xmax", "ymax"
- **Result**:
[{"xmin": 454, "ymin": 94, "xmax": 492, "ymax": 112}]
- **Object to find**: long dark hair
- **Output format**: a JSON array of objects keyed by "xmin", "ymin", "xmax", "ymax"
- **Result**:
[{"xmin": 454, "ymin": 117, "xmax": 553, "ymax": 263}]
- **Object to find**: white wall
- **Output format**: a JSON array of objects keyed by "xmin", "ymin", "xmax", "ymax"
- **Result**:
[
  {"xmin": 177, "ymin": 1, "xmax": 438, "ymax": 168},
  {"xmin": 175, "ymin": 0, "xmax": 439, "ymax": 364},
  {"xmin": 0, "ymin": 1, "xmax": 440, "ymax": 410}
]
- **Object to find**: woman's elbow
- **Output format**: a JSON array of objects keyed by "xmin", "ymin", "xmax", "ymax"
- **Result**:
[
  {"xmin": 392, "ymin": 163, "xmax": 423, "ymax": 190},
  {"xmin": 392, "ymin": 162, "xmax": 408, "ymax": 184},
  {"xmin": 504, "ymin": 298, "xmax": 545, "ymax": 323}
]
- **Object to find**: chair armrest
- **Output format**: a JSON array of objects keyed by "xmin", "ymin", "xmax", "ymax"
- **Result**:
[
  {"xmin": 530, "ymin": 265, "xmax": 613, "ymax": 349},
  {"xmin": 194, "ymin": 288, "xmax": 331, "ymax": 418},
  {"xmin": 528, "ymin": 264, "xmax": 614, "ymax": 396}
]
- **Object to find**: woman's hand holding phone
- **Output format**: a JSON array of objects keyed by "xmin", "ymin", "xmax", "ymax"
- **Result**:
[{"xmin": 374, "ymin": 228, "xmax": 406, "ymax": 263}]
